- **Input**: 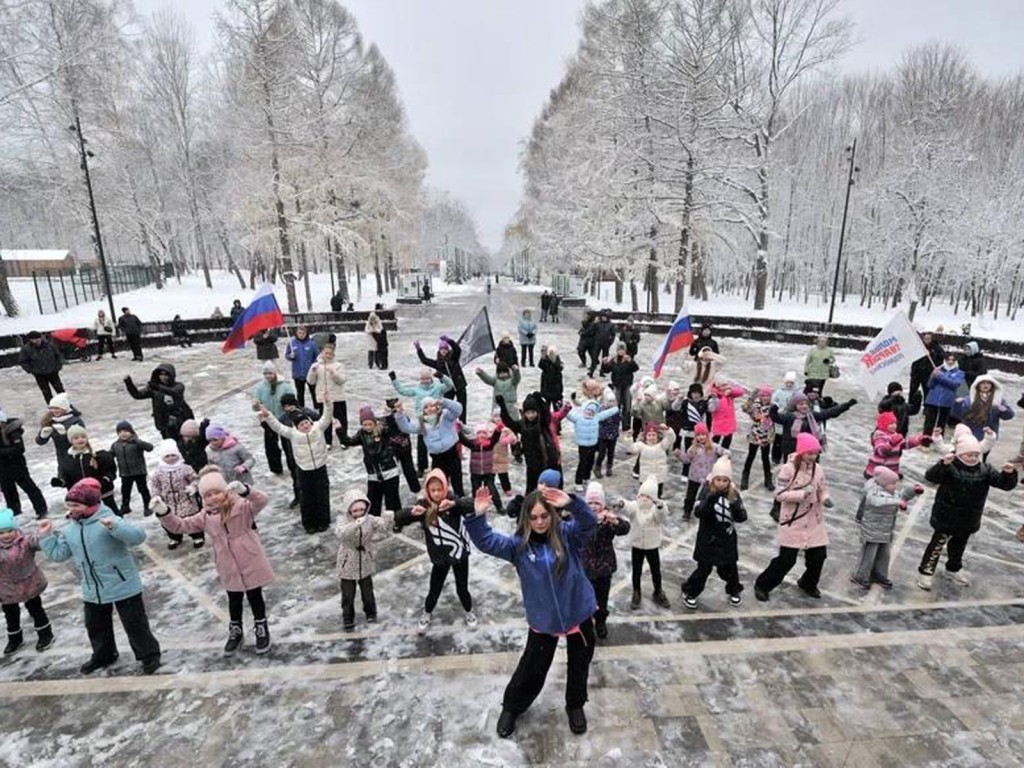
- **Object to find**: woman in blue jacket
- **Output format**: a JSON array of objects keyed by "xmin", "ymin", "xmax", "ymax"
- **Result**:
[
  {"xmin": 284, "ymin": 325, "xmax": 319, "ymax": 409},
  {"xmin": 38, "ymin": 478, "xmax": 161, "ymax": 675},
  {"xmin": 923, "ymin": 353, "xmax": 965, "ymax": 435},
  {"xmin": 465, "ymin": 484, "xmax": 597, "ymax": 739}
]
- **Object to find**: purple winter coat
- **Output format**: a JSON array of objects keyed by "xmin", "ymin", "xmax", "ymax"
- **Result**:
[{"xmin": 0, "ymin": 533, "xmax": 48, "ymax": 604}]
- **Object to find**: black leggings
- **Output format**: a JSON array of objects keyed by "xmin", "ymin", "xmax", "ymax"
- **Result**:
[
  {"xmin": 367, "ymin": 477, "xmax": 402, "ymax": 517},
  {"xmin": 119, "ymin": 476, "xmax": 150, "ymax": 514},
  {"xmin": 430, "ymin": 445, "xmax": 464, "ymax": 497},
  {"xmin": 918, "ymin": 530, "xmax": 971, "ymax": 575},
  {"xmin": 575, "ymin": 445, "xmax": 597, "ymax": 485},
  {"xmin": 742, "ymin": 443, "xmax": 771, "ymax": 480},
  {"xmin": 713, "ymin": 434, "xmax": 733, "ymax": 450},
  {"xmin": 322, "ymin": 401, "xmax": 348, "ymax": 445},
  {"xmin": 2, "ymin": 595, "xmax": 49, "ymax": 633},
  {"xmin": 95, "ymin": 336, "xmax": 116, "ymax": 356},
  {"xmin": 502, "ymin": 618, "xmax": 595, "ymax": 715},
  {"xmin": 520, "ymin": 345, "xmax": 535, "ymax": 367},
  {"xmin": 471, "ymin": 473, "xmax": 503, "ymax": 513},
  {"xmin": 923, "ymin": 405, "xmax": 951, "ymax": 435},
  {"xmin": 595, "ymin": 437, "xmax": 617, "ymax": 469},
  {"xmin": 425, "ymin": 559, "xmax": 472, "ymax": 613},
  {"xmin": 631, "ymin": 547, "xmax": 662, "ymax": 592},
  {"xmin": 396, "ymin": 449, "xmax": 421, "ymax": 494},
  {"xmin": 227, "ymin": 588, "xmax": 266, "ymax": 622},
  {"xmin": 755, "ymin": 546, "xmax": 827, "ymax": 594}
]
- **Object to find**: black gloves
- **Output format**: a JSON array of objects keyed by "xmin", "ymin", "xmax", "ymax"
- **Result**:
[{"xmin": 388, "ymin": 371, "xmax": 397, "ymax": 381}]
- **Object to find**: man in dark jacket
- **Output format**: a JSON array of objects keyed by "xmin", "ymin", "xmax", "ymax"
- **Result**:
[
  {"xmin": 18, "ymin": 331, "xmax": 65, "ymax": 404},
  {"xmin": 908, "ymin": 331, "xmax": 944, "ymax": 414},
  {"xmin": 959, "ymin": 340, "xmax": 987, "ymax": 389},
  {"xmin": 416, "ymin": 335, "xmax": 468, "ymax": 419},
  {"xmin": 592, "ymin": 311, "xmax": 617, "ymax": 372},
  {"xmin": 600, "ymin": 345, "xmax": 640, "ymax": 425},
  {"xmin": 0, "ymin": 409, "xmax": 48, "ymax": 518},
  {"xmin": 619, "ymin": 317, "xmax": 641, "ymax": 358},
  {"xmin": 329, "ymin": 292, "xmax": 344, "ymax": 313},
  {"xmin": 540, "ymin": 290, "xmax": 551, "ymax": 322},
  {"xmin": 124, "ymin": 364, "xmax": 194, "ymax": 440},
  {"xmin": 117, "ymin": 307, "xmax": 144, "ymax": 362}
]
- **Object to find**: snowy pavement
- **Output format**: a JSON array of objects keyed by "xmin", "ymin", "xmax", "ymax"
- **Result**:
[{"xmin": 1, "ymin": 282, "xmax": 1023, "ymax": 766}]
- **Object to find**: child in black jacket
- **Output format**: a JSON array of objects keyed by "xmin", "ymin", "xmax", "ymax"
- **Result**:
[
  {"xmin": 0, "ymin": 410, "xmax": 48, "ymax": 518},
  {"xmin": 580, "ymin": 482, "xmax": 630, "ymax": 639},
  {"xmin": 110, "ymin": 421, "xmax": 153, "ymax": 516}
]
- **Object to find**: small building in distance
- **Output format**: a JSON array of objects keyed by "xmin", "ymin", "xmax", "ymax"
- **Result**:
[{"xmin": 0, "ymin": 249, "xmax": 90, "ymax": 278}]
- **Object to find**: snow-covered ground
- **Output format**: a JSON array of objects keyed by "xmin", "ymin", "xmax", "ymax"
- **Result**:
[
  {"xmin": 0, "ymin": 283, "xmax": 1022, "ymax": 765},
  {"xmin": 580, "ymin": 281, "xmax": 1024, "ymax": 341},
  {"xmin": 0, "ymin": 271, "xmax": 403, "ymax": 333}
]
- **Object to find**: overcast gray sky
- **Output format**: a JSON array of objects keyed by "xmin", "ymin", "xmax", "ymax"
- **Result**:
[{"xmin": 137, "ymin": 0, "xmax": 1024, "ymax": 252}]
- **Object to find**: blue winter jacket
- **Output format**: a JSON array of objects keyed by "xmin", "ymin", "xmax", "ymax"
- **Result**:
[
  {"xmin": 285, "ymin": 337, "xmax": 319, "ymax": 381},
  {"xmin": 253, "ymin": 379, "xmax": 298, "ymax": 420},
  {"xmin": 518, "ymin": 317, "xmax": 538, "ymax": 346},
  {"xmin": 40, "ymin": 506, "xmax": 146, "ymax": 604},
  {"xmin": 950, "ymin": 398, "xmax": 1015, "ymax": 438},
  {"xmin": 396, "ymin": 397, "xmax": 462, "ymax": 453},
  {"xmin": 566, "ymin": 402, "xmax": 620, "ymax": 447},
  {"xmin": 393, "ymin": 376, "xmax": 455, "ymax": 416},
  {"xmin": 925, "ymin": 368, "xmax": 965, "ymax": 409},
  {"xmin": 465, "ymin": 494, "xmax": 597, "ymax": 635}
]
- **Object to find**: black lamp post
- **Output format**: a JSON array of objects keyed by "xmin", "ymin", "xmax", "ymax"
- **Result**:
[
  {"xmin": 69, "ymin": 110, "xmax": 116, "ymax": 322},
  {"xmin": 828, "ymin": 138, "xmax": 859, "ymax": 326}
]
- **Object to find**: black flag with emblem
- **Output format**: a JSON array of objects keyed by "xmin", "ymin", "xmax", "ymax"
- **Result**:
[{"xmin": 457, "ymin": 306, "xmax": 496, "ymax": 363}]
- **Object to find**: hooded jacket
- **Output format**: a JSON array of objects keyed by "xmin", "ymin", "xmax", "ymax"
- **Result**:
[
  {"xmin": 517, "ymin": 315, "xmax": 538, "ymax": 346},
  {"xmin": 205, "ymin": 435, "xmax": 256, "ymax": 482},
  {"xmin": 417, "ymin": 337, "xmax": 467, "ymax": 392},
  {"xmin": 858, "ymin": 478, "xmax": 916, "ymax": 544},
  {"xmin": 925, "ymin": 366, "xmax": 965, "ymax": 409},
  {"xmin": 692, "ymin": 484, "xmax": 747, "ymax": 564},
  {"xmin": 159, "ymin": 487, "xmax": 274, "ymax": 591},
  {"xmin": 149, "ymin": 460, "xmax": 199, "ymax": 518},
  {"xmin": 708, "ymin": 381, "xmax": 747, "ymax": 437},
  {"xmin": 393, "ymin": 470, "xmax": 472, "ymax": 565},
  {"xmin": 340, "ymin": 424, "xmax": 400, "ymax": 481},
  {"xmin": 63, "ymin": 442, "xmax": 117, "ymax": 499},
  {"xmin": 538, "ymin": 352, "xmax": 564, "ymax": 401},
  {"xmin": 335, "ymin": 489, "xmax": 394, "ymax": 581},
  {"xmin": 307, "ymin": 359, "xmax": 346, "ymax": 403},
  {"xmin": 864, "ymin": 429, "xmax": 926, "ymax": 477},
  {"xmin": 395, "ymin": 398, "xmax": 462, "ymax": 454},
  {"xmin": 109, "ymin": 434, "xmax": 154, "ymax": 478},
  {"xmin": 566, "ymin": 401, "xmax": 620, "ymax": 447},
  {"xmin": 0, "ymin": 532, "xmax": 48, "ymax": 604},
  {"xmin": 464, "ymin": 492, "xmax": 598, "ymax": 635},
  {"xmin": 19, "ymin": 339, "xmax": 63, "ymax": 376},
  {"xmin": 41, "ymin": 507, "xmax": 147, "ymax": 603},
  {"xmin": 618, "ymin": 477, "xmax": 669, "ymax": 550},
  {"xmin": 628, "ymin": 428, "xmax": 677, "ymax": 485},
  {"xmin": 498, "ymin": 393, "xmax": 562, "ymax": 470},
  {"xmin": 494, "ymin": 339, "xmax": 518, "ymax": 368},
  {"xmin": 959, "ymin": 342, "xmax": 987, "ymax": 387},
  {"xmin": 459, "ymin": 426, "xmax": 504, "ymax": 476},
  {"xmin": 0, "ymin": 417, "xmax": 30, "ymax": 476},
  {"xmin": 477, "ymin": 367, "xmax": 521, "ymax": 419},
  {"xmin": 949, "ymin": 375, "xmax": 1015, "ymax": 439},
  {"xmin": 579, "ymin": 513, "xmax": 630, "ymax": 578},
  {"xmin": 392, "ymin": 375, "xmax": 455, "ymax": 415},
  {"xmin": 36, "ymin": 410, "xmax": 86, "ymax": 474},
  {"xmin": 924, "ymin": 459, "xmax": 1017, "ymax": 536},
  {"xmin": 125, "ymin": 364, "xmax": 194, "ymax": 434},
  {"xmin": 774, "ymin": 460, "xmax": 831, "ymax": 550},
  {"xmin": 681, "ymin": 441, "xmax": 729, "ymax": 483},
  {"xmin": 253, "ymin": 378, "xmax": 298, "ymax": 420}
]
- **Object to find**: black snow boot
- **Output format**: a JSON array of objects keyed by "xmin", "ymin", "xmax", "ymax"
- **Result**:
[
  {"xmin": 740, "ymin": 471, "xmax": 750, "ymax": 491},
  {"xmin": 566, "ymin": 706, "xmax": 588, "ymax": 735},
  {"xmin": 224, "ymin": 622, "xmax": 243, "ymax": 655},
  {"xmin": 35, "ymin": 623, "xmax": 54, "ymax": 652},
  {"xmin": 764, "ymin": 472, "xmax": 775, "ymax": 491},
  {"xmin": 254, "ymin": 619, "xmax": 271, "ymax": 654},
  {"xmin": 496, "ymin": 709, "xmax": 518, "ymax": 738},
  {"xmin": 4, "ymin": 630, "xmax": 23, "ymax": 655}
]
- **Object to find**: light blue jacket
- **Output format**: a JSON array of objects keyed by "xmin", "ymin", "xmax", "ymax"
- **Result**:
[
  {"xmin": 285, "ymin": 336, "xmax": 319, "ymax": 380},
  {"xmin": 392, "ymin": 376, "xmax": 455, "ymax": 416},
  {"xmin": 518, "ymin": 317, "xmax": 538, "ymax": 346},
  {"xmin": 396, "ymin": 398, "xmax": 463, "ymax": 454},
  {"xmin": 40, "ymin": 506, "xmax": 147, "ymax": 604},
  {"xmin": 253, "ymin": 379, "xmax": 298, "ymax": 420},
  {"xmin": 566, "ymin": 402, "xmax": 620, "ymax": 447}
]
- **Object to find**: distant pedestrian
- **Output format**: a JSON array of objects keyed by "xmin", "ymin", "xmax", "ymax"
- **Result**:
[
  {"xmin": 0, "ymin": 409, "xmax": 48, "ymax": 518},
  {"xmin": 171, "ymin": 315, "xmax": 192, "ymax": 348},
  {"xmin": 93, "ymin": 310, "xmax": 116, "ymax": 359},
  {"xmin": 253, "ymin": 329, "xmax": 280, "ymax": 361},
  {"xmin": 117, "ymin": 307, "xmax": 144, "ymax": 362},
  {"xmin": 18, "ymin": 331, "xmax": 64, "ymax": 404},
  {"xmin": 229, "ymin": 299, "xmax": 244, "ymax": 321},
  {"xmin": 540, "ymin": 290, "xmax": 551, "ymax": 322}
]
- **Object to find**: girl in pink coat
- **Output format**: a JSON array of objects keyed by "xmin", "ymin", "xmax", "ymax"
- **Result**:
[
  {"xmin": 708, "ymin": 373, "xmax": 746, "ymax": 449},
  {"xmin": 0, "ymin": 507, "xmax": 54, "ymax": 654},
  {"xmin": 754, "ymin": 433, "xmax": 833, "ymax": 602},
  {"xmin": 154, "ymin": 467, "xmax": 273, "ymax": 655}
]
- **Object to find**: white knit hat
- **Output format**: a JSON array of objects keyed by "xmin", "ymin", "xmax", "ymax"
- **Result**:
[
  {"xmin": 48, "ymin": 393, "xmax": 71, "ymax": 412},
  {"xmin": 585, "ymin": 481, "xmax": 605, "ymax": 506},
  {"xmin": 710, "ymin": 455, "xmax": 733, "ymax": 481},
  {"xmin": 638, "ymin": 475, "xmax": 659, "ymax": 500},
  {"xmin": 157, "ymin": 439, "xmax": 181, "ymax": 460}
]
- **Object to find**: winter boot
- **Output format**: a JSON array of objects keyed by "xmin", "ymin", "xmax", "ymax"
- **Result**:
[
  {"xmin": 367, "ymin": 351, "xmax": 375, "ymax": 369},
  {"xmin": 740, "ymin": 471, "xmax": 750, "ymax": 491},
  {"xmin": 224, "ymin": 622, "xmax": 244, "ymax": 655},
  {"xmin": 630, "ymin": 589, "xmax": 641, "ymax": 610},
  {"xmin": 496, "ymin": 709, "xmax": 518, "ymax": 738},
  {"xmin": 79, "ymin": 652, "xmax": 118, "ymax": 674},
  {"xmin": 566, "ymin": 706, "xmax": 588, "ymax": 735},
  {"xmin": 593, "ymin": 465, "xmax": 603, "ymax": 479},
  {"xmin": 764, "ymin": 471, "xmax": 775, "ymax": 491},
  {"xmin": 254, "ymin": 619, "xmax": 271, "ymax": 654},
  {"xmin": 35, "ymin": 624, "xmax": 54, "ymax": 652},
  {"xmin": 3, "ymin": 630, "xmax": 23, "ymax": 655},
  {"xmin": 653, "ymin": 590, "xmax": 671, "ymax": 609}
]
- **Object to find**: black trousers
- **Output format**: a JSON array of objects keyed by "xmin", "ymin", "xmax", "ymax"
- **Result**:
[
  {"xmin": 417, "ymin": 435, "xmax": 429, "ymax": 473},
  {"xmin": 294, "ymin": 378, "xmax": 317, "ymax": 410},
  {"xmin": 453, "ymin": 388, "xmax": 468, "ymax": 423},
  {"xmin": 430, "ymin": 445, "xmax": 464, "ymax": 497},
  {"xmin": 340, "ymin": 577, "xmax": 376, "ymax": 626},
  {"xmin": 83, "ymin": 593, "xmax": 160, "ymax": 664},
  {"xmin": 425, "ymin": 559, "xmax": 472, "ymax": 613},
  {"xmin": 126, "ymin": 333, "xmax": 143, "ymax": 360},
  {"xmin": 396, "ymin": 448, "xmax": 421, "ymax": 493},
  {"xmin": 503, "ymin": 618, "xmax": 595, "ymax": 715},
  {"xmin": 595, "ymin": 437, "xmax": 617, "ymax": 469},
  {"xmin": 262, "ymin": 423, "xmax": 299, "ymax": 493},
  {"xmin": 33, "ymin": 373, "xmax": 64, "ymax": 404},
  {"xmin": 498, "ymin": 471, "xmax": 512, "ymax": 492},
  {"xmin": 520, "ymin": 345, "xmax": 535, "ymax": 367},
  {"xmin": 713, "ymin": 434, "xmax": 733, "ymax": 449},
  {"xmin": 95, "ymin": 336, "xmax": 116, "ymax": 356},
  {"xmin": 771, "ymin": 434, "xmax": 785, "ymax": 465},
  {"xmin": 375, "ymin": 348, "xmax": 389, "ymax": 369},
  {"xmin": 119, "ymin": 475, "xmax": 150, "ymax": 514},
  {"xmin": 614, "ymin": 384, "xmax": 633, "ymax": 426},
  {"xmin": 683, "ymin": 479, "xmax": 702, "ymax": 517},
  {"xmin": 470, "ymin": 472, "xmax": 503, "ymax": 513},
  {"xmin": 2, "ymin": 596, "xmax": 49, "ymax": 633},
  {"xmin": 804, "ymin": 378, "xmax": 826, "ymax": 395},
  {"xmin": 575, "ymin": 444, "xmax": 597, "ymax": 485},
  {"xmin": 631, "ymin": 547, "xmax": 662, "ymax": 592},
  {"xmin": 742, "ymin": 443, "xmax": 771, "ymax": 482},
  {"xmin": 367, "ymin": 477, "xmax": 402, "ymax": 517},
  {"xmin": 322, "ymin": 401, "xmax": 348, "ymax": 446},
  {"xmin": 590, "ymin": 575, "xmax": 611, "ymax": 625},
  {"xmin": 923, "ymin": 405, "xmax": 951, "ymax": 435},
  {"xmin": 0, "ymin": 466, "xmax": 48, "ymax": 517},
  {"xmin": 918, "ymin": 530, "xmax": 971, "ymax": 575},
  {"xmin": 227, "ymin": 587, "xmax": 267, "ymax": 622},
  {"xmin": 298, "ymin": 465, "xmax": 331, "ymax": 531},
  {"xmin": 164, "ymin": 521, "xmax": 205, "ymax": 545},
  {"xmin": 683, "ymin": 561, "xmax": 743, "ymax": 598},
  {"xmin": 755, "ymin": 546, "xmax": 827, "ymax": 594}
]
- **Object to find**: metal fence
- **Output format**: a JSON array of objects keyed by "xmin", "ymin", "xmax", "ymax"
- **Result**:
[{"xmin": 31, "ymin": 264, "xmax": 156, "ymax": 314}]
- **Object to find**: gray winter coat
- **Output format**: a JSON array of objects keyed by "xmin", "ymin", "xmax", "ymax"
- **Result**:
[
  {"xmin": 206, "ymin": 437, "xmax": 256, "ymax": 483},
  {"xmin": 857, "ymin": 479, "xmax": 916, "ymax": 544},
  {"xmin": 110, "ymin": 437, "xmax": 154, "ymax": 477}
]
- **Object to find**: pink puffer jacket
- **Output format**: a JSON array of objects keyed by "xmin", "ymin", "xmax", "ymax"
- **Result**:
[
  {"xmin": 710, "ymin": 384, "xmax": 746, "ymax": 437},
  {"xmin": 774, "ymin": 461, "xmax": 831, "ymax": 550},
  {"xmin": 0, "ymin": 534, "xmax": 48, "ymax": 605}
]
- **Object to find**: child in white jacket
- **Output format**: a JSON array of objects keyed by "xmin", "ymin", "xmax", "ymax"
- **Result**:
[
  {"xmin": 625, "ymin": 423, "xmax": 676, "ymax": 497},
  {"xmin": 335, "ymin": 489, "xmax": 395, "ymax": 631},
  {"xmin": 258, "ymin": 405, "xmax": 332, "ymax": 534},
  {"xmin": 612, "ymin": 475, "xmax": 670, "ymax": 610}
]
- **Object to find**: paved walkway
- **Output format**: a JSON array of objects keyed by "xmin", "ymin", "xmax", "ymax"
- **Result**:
[{"xmin": 0, "ymin": 282, "xmax": 1022, "ymax": 767}]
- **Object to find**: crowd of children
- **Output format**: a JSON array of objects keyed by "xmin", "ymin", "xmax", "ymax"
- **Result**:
[{"xmin": 1, "ymin": 306, "xmax": 1023, "ymax": 743}]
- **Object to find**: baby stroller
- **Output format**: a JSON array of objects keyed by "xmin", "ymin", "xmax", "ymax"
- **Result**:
[{"xmin": 50, "ymin": 328, "xmax": 92, "ymax": 363}]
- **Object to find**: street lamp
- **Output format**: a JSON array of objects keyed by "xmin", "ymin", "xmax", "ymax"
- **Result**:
[
  {"xmin": 828, "ymin": 139, "xmax": 859, "ymax": 326},
  {"xmin": 68, "ymin": 110, "xmax": 116, "ymax": 322}
]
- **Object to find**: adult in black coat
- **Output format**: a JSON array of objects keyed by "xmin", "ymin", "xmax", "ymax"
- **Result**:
[
  {"xmin": 959, "ymin": 341, "xmax": 987, "ymax": 388},
  {"xmin": 689, "ymin": 323, "xmax": 719, "ymax": 359},
  {"xmin": 577, "ymin": 313, "xmax": 597, "ymax": 369},
  {"xmin": 592, "ymin": 311, "xmax": 617, "ymax": 367},
  {"xmin": 600, "ymin": 346, "xmax": 640, "ymax": 425},
  {"xmin": 253, "ymin": 329, "xmax": 280, "ymax": 361},
  {"xmin": 917, "ymin": 450, "xmax": 1017, "ymax": 586},
  {"xmin": 619, "ymin": 318, "xmax": 641, "ymax": 358},
  {"xmin": 417, "ymin": 334, "xmax": 468, "ymax": 417},
  {"xmin": 497, "ymin": 392, "xmax": 560, "ymax": 492},
  {"xmin": 878, "ymin": 382, "xmax": 911, "ymax": 437},
  {"xmin": 908, "ymin": 332, "xmax": 944, "ymax": 414},
  {"xmin": 117, "ymin": 307, "xmax": 145, "ymax": 361},
  {"xmin": 538, "ymin": 345, "xmax": 565, "ymax": 409},
  {"xmin": 0, "ymin": 411, "xmax": 48, "ymax": 517},
  {"xmin": 329, "ymin": 292, "xmax": 344, "ymax": 313},
  {"xmin": 540, "ymin": 291, "xmax": 551, "ymax": 322},
  {"xmin": 18, "ymin": 332, "xmax": 65, "ymax": 404},
  {"xmin": 124, "ymin": 363, "xmax": 195, "ymax": 440}
]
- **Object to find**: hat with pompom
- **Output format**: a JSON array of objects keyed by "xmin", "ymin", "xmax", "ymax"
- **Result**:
[
  {"xmin": 65, "ymin": 477, "xmax": 101, "ymax": 507},
  {"xmin": 585, "ymin": 481, "xmax": 605, "ymax": 506}
]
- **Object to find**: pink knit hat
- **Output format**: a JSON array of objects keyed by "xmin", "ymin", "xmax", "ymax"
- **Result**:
[
  {"xmin": 873, "ymin": 466, "xmax": 900, "ymax": 491},
  {"xmin": 794, "ymin": 433, "xmax": 822, "ymax": 456}
]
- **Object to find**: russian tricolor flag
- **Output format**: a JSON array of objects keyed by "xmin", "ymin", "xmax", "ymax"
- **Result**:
[
  {"xmin": 221, "ymin": 283, "xmax": 285, "ymax": 353},
  {"xmin": 651, "ymin": 307, "xmax": 695, "ymax": 379}
]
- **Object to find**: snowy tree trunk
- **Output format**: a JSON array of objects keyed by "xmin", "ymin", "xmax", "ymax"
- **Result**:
[{"xmin": 0, "ymin": 267, "xmax": 19, "ymax": 317}]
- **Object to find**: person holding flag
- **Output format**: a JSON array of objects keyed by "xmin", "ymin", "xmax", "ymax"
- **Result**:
[
  {"xmin": 221, "ymin": 284, "xmax": 285, "ymax": 355},
  {"xmin": 416, "ymin": 335, "xmax": 468, "ymax": 419},
  {"xmin": 652, "ymin": 308, "xmax": 696, "ymax": 380}
]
